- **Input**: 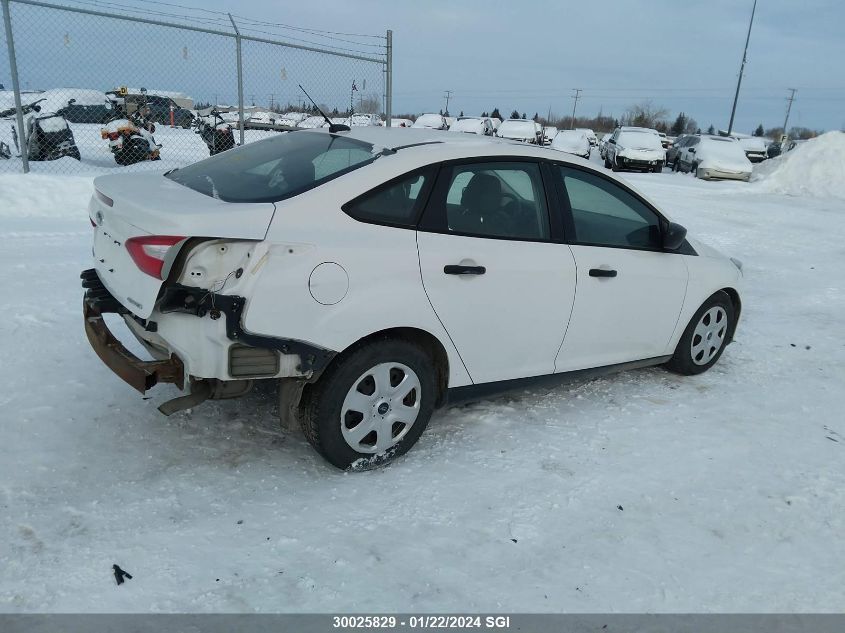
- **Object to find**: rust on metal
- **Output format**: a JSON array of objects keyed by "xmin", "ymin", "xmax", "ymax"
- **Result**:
[{"xmin": 83, "ymin": 300, "xmax": 184, "ymax": 394}]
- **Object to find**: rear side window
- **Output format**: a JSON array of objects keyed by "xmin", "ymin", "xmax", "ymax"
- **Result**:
[
  {"xmin": 343, "ymin": 169, "xmax": 433, "ymax": 227},
  {"xmin": 166, "ymin": 132, "xmax": 376, "ymax": 203}
]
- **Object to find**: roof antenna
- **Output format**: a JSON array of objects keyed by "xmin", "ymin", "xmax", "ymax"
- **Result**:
[{"xmin": 298, "ymin": 84, "xmax": 350, "ymax": 133}]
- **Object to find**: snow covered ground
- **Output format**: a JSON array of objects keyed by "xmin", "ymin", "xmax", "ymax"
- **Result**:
[{"xmin": 1, "ymin": 138, "xmax": 844, "ymax": 613}]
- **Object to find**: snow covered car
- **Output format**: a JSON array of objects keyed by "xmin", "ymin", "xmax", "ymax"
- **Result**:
[
  {"xmin": 542, "ymin": 126, "xmax": 558, "ymax": 145},
  {"xmin": 605, "ymin": 126, "xmax": 666, "ymax": 172},
  {"xmin": 550, "ymin": 129, "xmax": 591, "ymax": 159},
  {"xmin": 733, "ymin": 135, "xmax": 768, "ymax": 163},
  {"xmin": 411, "ymin": 113, "xmax": 447, "ymax": 130},
  {"xmin": 448, "ymin": 116, "xmax": 493, "ymax": 136},
  {"xmin": 575, "ymin": 128, "xmax": 598, "ymax": 146},
  {"xmin": 81, "ymin": 127, "xmax": 743, "ymax": 469},
  {"xmin": 674, "ymin": 135, "xmax": 753, "ymax": 181},
  {"xmin": 389, "ymin": 118, "xmax": 414, "ymax": 128},
  {"xmin": 496, "ymin": 119, "xmax": 542, "ymax": 144},
  {"xmin": 298, "ymin": 115, "xmax": 328, "ymax": 129}
]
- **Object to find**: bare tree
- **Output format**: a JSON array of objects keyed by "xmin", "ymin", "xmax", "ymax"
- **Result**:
[{"xmin": 622, "ymin": 101, "xmax": 669, "ymax": 129}]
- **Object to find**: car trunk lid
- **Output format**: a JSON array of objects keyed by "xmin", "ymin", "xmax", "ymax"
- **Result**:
[{"xmin": 90, "ymin": 173, "xmax": 275, "ymax": 319}]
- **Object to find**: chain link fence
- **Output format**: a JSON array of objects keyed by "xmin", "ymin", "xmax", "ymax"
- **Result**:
[{"xmin": 0, "ymin": 0, "xmax": 391, "ymax": 175}]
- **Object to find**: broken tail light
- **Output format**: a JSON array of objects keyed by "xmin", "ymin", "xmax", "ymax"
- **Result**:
[{"xmin": 126, "ymin": 235, "xmax": 186, "ymax": 279}]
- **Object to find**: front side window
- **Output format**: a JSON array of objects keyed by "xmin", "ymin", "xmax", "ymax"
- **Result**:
[
  {"xmin": 343, "ymin": 170, "xmax": 431, "ymax": 227},
  {"xmin": 441, "ymin": 162, "xmax": 550, "ymax": 240},
  {"xmin": 166, "ymin": 132, "xmax": 376, "ymax": 203},
  {"xmin": 559, "ymin": 166, "xmax": 662, "ymax": 249}
]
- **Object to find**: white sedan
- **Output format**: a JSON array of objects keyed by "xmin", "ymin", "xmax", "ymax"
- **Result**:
[{"xmin": 82, "ymin": 128, "xmax": 743, "ymax": 469}]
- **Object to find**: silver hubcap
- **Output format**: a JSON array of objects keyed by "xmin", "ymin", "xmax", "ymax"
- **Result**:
[
  {"xmin": 691, "ymin": 306, "xmax": 728, "ymax": 366},
  {"xmin": 340, "ymin": 362, "xmax": 421, "ymax": 454}
]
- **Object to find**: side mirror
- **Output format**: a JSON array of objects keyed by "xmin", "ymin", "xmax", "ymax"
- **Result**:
[
  {"xmin": 688, "ymin": 147, "xmax": 696, "ymax": 154},
  {"xmin": 608, "ymin": 138, "xmax": 616, "ymax": 144},
  {"xmin": 663, "ymin": 222, "xmax": 687, "ymax": 251}
]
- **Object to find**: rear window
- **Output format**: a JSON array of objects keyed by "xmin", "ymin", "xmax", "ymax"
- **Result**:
[{"xmin": 165, "ymin": 131, "xmax": 376, "ymax": 203}]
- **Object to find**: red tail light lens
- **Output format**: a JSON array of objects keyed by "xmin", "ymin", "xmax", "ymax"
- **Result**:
[{"xmin": 125, "ymin": 235, "xmax": 185, "ymax": 279}]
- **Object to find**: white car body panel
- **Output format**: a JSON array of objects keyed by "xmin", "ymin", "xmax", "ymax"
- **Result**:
[
  {"xmin": 555, "ymin": 246, "xmax": 688, "ymax": 371},
  {"xmin": 417, "ymin": 232, "xmax": 577, "ymax": 384}
]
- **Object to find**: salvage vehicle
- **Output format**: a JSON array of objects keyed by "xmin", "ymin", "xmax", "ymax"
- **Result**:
[
  {"xmin": 550, "ymin": 129, "xmax": 591, "ymax": 159},
  {"xmin": 605, "ymin": 126, "xmax": 666, "ymax": 172},
  {"xmin": 674, "ymin": 135, "xmax": 753, "ymax": 181},
  {"xmin": 82, "ymin": 128, "xmax": 743, "ymax": 469}
]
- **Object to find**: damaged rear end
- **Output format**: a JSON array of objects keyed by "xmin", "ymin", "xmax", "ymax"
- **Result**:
[{"xmin": 82, "ymin": 171, "xmax": 333, "ymax": 414}]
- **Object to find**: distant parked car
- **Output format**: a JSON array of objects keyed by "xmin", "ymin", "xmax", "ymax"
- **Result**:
[
  {"xmin": 389, "ymin": 118, "xmax": 414, "ymax": 128},
  {"xmin": 56, "ymin": 98, "xmax": 114, "ymax": 124},
  {"xmin": 604, "ymin": 126, "xmax": 666, "ymax": 172},
  {"xmin": 412, "ymin": 113, "xmax": 447, "ymax": 130},
  {"xmin": 298, "ymin": 115, "xmax": 328, "ymax": 129},
  {"xmin": 666, "ymin": 134, "xmax": 694, "ymax": 168},
  {"xmin": 658, "ymin": 132, "xmax": 670, "ymax": 149},
  {"xmin": 598, "ymin": 133, "xmax": 614, "ymax": 159},
  {"xmin": 542, "ymin": 125, "xmax": 558, "ymax": 145},
  {"xmin": 575, "ymin": 128, "xmax": 598, "ymax": 146},
  {"xmin": 674, "ymin": 135, "xmax": 752, "ymax": 181},
  {"xmin": 731, "ymin": 135, "xmax": 768, "ymax": 163},
  {"xmin": 550, "ymin": 129, "xmax": 591, "ymax": 159},
  {"xmin": 496, "ymin": 119, "xmax": 542, "ymax": 144},
  {"xmin": 449, "ymin": 116, "xmax": 494, "ymax": 135},
  {"xmin": 489, "ymin": 117, "xmax": 502, "ymax": 131},
  {"xmin": 349, "ymin": 113, "xmax": 383, "ymax": 127},
  {"xmin": 142, "ymin": 94, "xmax": 194, "ymax": 128}
]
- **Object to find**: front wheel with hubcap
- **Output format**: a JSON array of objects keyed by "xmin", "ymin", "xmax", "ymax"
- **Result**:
[
  {"xmin": 300, "ymin": 339, "xmax": 437, "ymax": 469},
  {"xmin": 666, "ymin": 291, "xmax": 735, "ymax": 375}
]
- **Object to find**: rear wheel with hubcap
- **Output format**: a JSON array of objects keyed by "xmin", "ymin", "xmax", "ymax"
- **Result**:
[
  {"xmin": 666, "ymin": 291, "xmax": 735, "ymax": 375},
  {"xmin": 300, "ymin": 339, "xmax": 436, "ymax": 469}
]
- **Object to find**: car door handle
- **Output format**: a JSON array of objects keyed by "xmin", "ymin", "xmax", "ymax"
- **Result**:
[
  {"xmin": 444, "ymin": 264, "xmax": 486, "ymax": 275},
  {"xmin": 589, "ymin": 268, "xmax": 617, "ymax": 278}
]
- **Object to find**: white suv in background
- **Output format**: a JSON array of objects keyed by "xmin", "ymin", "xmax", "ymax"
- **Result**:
[{"xmin": 82, "ymin": 128, "xmax": 742, "ymax": 470}]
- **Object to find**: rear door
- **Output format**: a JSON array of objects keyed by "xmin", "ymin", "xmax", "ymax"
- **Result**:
[
  {"xmin": 551, "ymin": 165, "xmax": 688, "ymax": 372},
  {"xmin": 416, "ymin": 160, "xmax": 577, "ymax": 384}
]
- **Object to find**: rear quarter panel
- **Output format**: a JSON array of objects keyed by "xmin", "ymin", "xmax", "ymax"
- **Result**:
[{"xmin": 241, "ymin": 164, "xmax": 473, "ymax": 388}]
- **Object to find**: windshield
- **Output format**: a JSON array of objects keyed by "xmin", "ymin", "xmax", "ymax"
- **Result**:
[
  {"xmin": 450, "ymin": 118, "xmax": 484, "ymax": 133},
  {"xmin": 166, "ymin": 131, "xmax": 376, "ymax": 203},
  {"xmin": 618, "ymin": 131, "xmax": 663, "ymax": 150},
  {"xmin": 413, "ymin": 114, "xmax": 444, "ymax": 128}
]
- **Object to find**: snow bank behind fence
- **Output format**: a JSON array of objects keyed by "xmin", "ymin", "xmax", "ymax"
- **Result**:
[{"xmin": 752, "ymin": 131, "xmax": 845, "ymax": 200}]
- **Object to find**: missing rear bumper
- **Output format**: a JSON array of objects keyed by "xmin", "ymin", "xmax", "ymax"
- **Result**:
[{"xmin": 82, "ymin": 268, "xmax": 184, "ymax": 394}]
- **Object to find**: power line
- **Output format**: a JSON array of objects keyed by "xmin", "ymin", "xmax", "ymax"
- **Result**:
[
  {"xmin": 727, "ymin": 0, "xmax": 757, "ymax": 135},
  {"xmin": 783, "ymin": 88, "xmax": 797, "ymax": 133},
  {"xmin": 570, "ymin": 88, "xmax": 582, "ymax": 129}
]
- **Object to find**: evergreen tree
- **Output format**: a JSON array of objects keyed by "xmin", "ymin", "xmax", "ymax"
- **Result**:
[
  {"xmin": 707, "ymin": 124, "xmax": 715, "ymax": 135},
  {"xmin": 671, "ymin": 112, "xmax": 688, "ymax": 137},
  {"xmin": 532, "ymin": 112, "xmax": 539, "ymax": 121},
  {"xmin": 521, "ymin": 112, "xmax": 527, "ymax": 119},
  {"xmin": 459, "ymin": 110, "xmax": 464, "ymax": 117},
  {"xmin": 491, "ymin": 107, "xmax": 502, "ymax": 120},
  {"xmin": 510, "ymin": 109, "xmax": 520, "ymax": 119},
  {"xmin": 754, "ymin": 123, "xmax": 765, "ymax": 137}
]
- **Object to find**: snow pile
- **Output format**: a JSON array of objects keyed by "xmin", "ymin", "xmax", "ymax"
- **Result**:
[
  {"xmin": 0, "ymin": 174, "xmax": 93, "ymax": 218},
  {"xmin": 752, "ymin": 131, "xmax": 845, "ymax": 199}
]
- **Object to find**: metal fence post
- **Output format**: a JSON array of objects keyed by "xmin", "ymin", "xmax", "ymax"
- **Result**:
[
  {"xmin": 385, "ymin": 29, "xmax": 392, "ymax": 128},
  {"xmin": 228, "ymin": 12, "xmax": 245, "ymax": 146},
  {"xmin": 2, "ymin": 0, "xmax": 29, "ymax": 173}
]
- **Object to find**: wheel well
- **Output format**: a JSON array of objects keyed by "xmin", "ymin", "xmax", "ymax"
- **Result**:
[
  {"xmin": 323, "ymin": 327, "xmax": 451, "ymax": 409},
  {"xmin": 719, "ymin": 287, "xmax": 742, "ymax": 343}
]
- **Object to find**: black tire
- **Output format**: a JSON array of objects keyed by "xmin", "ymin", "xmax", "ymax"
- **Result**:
[
  {"xmin": 604, "ymin": 157, "xmax": 611, "ymax": 169},
  {"xmin": 611, "ymin": 157, "xmax": 621, "ymax": 172},
  {"xmin": 653, "ymin": 161, "xmax": 663, "ymax": 173},
  {"xmin": 300, "ymin": 339, "xmax": 437, "ymax": 470},
  {"xmin": 691, "ymin": 162, "xmax": 700, "ymax": 178},
  {"xmin": 673, "ymin": 158, "xmax": 681, "ymax": 173},
  {"xmin": 665, "ymin": 291, "xmax": 735, "ymax": 375}
]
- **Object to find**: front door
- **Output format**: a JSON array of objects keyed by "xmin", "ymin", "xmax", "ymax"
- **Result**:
[{"xmin": 551, "ymin": 165, "xmax": 689, "ymax": 372}]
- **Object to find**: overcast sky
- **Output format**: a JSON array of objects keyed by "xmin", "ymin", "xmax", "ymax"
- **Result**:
[
  {"xmin": 206, "ymin": 0, "xmax": 845, "ymax": 132},
  {"xmin": 4, "ymin": 0, "xmax": 844, "ymax": 132}
]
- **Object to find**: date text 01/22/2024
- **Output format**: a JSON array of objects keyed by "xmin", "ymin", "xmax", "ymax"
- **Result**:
[{"xmin": 332, "ymin": 615, "xmax": 512, "ymax": 629}]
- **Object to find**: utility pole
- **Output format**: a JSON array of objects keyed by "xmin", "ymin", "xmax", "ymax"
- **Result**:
[
  {"xmin": 782, "ymin": 88, "xmax": 797, "ymax": 135},
  {"xmin": 444, "ymin": 90, "xmax": 452, "ymax": 116},
  {"xmin": 727, "ymin": 0, "xmax": 757, "ymax": 135},
  {"xmin": 570, "ymin": 88, "xmax": 582, "ymax": 129}
]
